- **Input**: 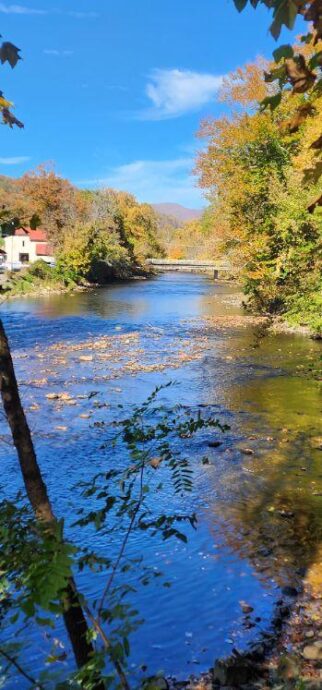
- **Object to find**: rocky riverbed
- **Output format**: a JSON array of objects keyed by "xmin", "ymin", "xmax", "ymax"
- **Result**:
[{"xmin": 1, "ymin": 273, "xmax": 321, "ymax": 688}]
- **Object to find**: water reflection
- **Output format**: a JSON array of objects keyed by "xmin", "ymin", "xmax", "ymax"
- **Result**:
[
  {"xmin": 204, "ymin": 362, "xmax": 322, "ymax": 591},
  {"xmin": 4, "ymin": 275, "xmax": 244, "ymax": 323},
  {"xmin": 1, "ymin": 273, "xmax": 321, "ymax": 682}
]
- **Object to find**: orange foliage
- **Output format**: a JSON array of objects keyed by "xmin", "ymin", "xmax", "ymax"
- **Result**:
[{"xmin": 219, "ymin": 60, "xmax": 269, "ymax": 109}]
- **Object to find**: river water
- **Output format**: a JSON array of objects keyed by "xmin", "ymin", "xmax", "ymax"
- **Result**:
[{"xmin": 1, "ymin": 273, "xmax": 321, "ymax": 687}]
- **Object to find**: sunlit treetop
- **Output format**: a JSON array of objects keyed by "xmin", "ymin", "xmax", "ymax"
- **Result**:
[{"xmin": 233, "ymin": 0, "xmax": 322, "ymax": 181}]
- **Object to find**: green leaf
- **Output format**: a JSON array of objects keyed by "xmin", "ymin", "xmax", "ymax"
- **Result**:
[
  {"xmin": 233, "ymin": 0, "xmax": 248, "ymax": 11},
  {"xmin": 0, "ymin": 41, "xmax": 21, "ymax": 68},
  {"xmin": 312, "ymin": 78, "xmax": 322, "ymax": 96},
  {"xmin": 176, "ymin": 532, "xmax": 188, "ymax": 543},
  {"xmin": 112, "ymin": 642, "xmax": 124, "ymax": 662},
  {"xmin": 29, "ymin": 213, "xmax": 41, "ymax": 230},
  {"xmin": 21, "ymin": 599, "xmax": 35, "ymax": 617},
  {"xmin": 35, "ymin": 616, "xmax": 55, "ymax": 628},
  {"xmin": 273, "ymin": 44, "xmax": 294, "ymax": 62},
  {"xmin": 270, "ymin": 0, "xmax": 298, "ymax": 40},
  {"xmin": 123, "ymin": 637, "xmax": 130, "ymax": 657},
  {"xmin": 264, "ymin": 64, "xmax": 287, "ymax": 84},
  {"xmin": 300, "ymin": 32, "xmax": 313, "ymax": 44},
  {"xmin": 260, "ymin": 92, "xmax": 282, "ymax": 111},
  {"xmin": 309, "ymin": 52, "xmax": 322, "ymax": 70}
]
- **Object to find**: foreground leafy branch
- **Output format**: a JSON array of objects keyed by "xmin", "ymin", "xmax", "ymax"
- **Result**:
[
  {"xmin": 0, "ymin": 319, "xmax": 105, "ymax": 688},
  {"xmin": 0, "ymin": 381, "xmax": 228, "ymax": 688},
  {"xmin": 232, "ymin": 0, "xmax": 322, "ymax": 185},
  {"xmin": 0, "ymin": 39, "xmax": 23, "ymax": 128}
]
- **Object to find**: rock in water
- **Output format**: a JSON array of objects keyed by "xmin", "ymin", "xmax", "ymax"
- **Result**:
[{"xmin": 239, "ymin": 600, "xmax": 254, "ymax": 614}]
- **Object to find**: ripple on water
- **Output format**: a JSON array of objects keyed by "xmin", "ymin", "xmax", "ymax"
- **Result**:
[{"xmin": 1, "ymin": 273, "xmax": 321, "ymax": 686}]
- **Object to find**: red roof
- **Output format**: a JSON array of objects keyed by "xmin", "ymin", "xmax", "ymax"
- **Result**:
[
  {"xmin": 14, "ymin": 227, "xmax": 28, "ymax": 236},
  {"xmin": 29, "ymin": 229, "xmax": 48, "ymax": 242},
  {"xmin": 36, "ymin": 243, "xmax": 53, "ymax": 257},
  {"xmin": 14, "ymin": 227, "xmax": 48, "ymax": 242}
]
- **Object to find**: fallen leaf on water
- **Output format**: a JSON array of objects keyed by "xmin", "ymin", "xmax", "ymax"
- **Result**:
[{"xmin": 150, "ymin": 457, "xmax": 162, "ymax": 469}]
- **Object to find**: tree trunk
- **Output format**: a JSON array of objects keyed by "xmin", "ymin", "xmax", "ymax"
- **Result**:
[{"xmin": 0, "ymin": 318, "xmax": 103, "ymax": 680}]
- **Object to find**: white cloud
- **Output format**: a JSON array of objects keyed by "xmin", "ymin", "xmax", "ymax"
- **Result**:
[
  {"xmin": 139, "ymin": 68, "xmax": 223, "ymax": 120},
  {"xmin": 0, "ymin": 3, "xmax": 98, "ymax": 16},
  {"xmin": 78, "ymin": 158, "xmax": 205, "ymax": 208},
  {"xmin": 44, "ymin": 49, "xmax": 74, "ymax": 56},
  {"xmin": 0, "ymin": 3, "xmax": 46, "ymax": 13},
  {"xmin": 0, "ymin": 156, "xmax": 30, "ymax": 164}
]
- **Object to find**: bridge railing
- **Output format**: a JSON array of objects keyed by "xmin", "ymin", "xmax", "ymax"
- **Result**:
[{"xmin": 146, "ymin": 258, "xmax": 231, "ymax": 269}]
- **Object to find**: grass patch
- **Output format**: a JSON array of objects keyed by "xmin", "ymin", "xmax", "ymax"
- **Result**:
[{"xmin": 5, "ymin": 260, "xmax": 78, "ymax": 296}]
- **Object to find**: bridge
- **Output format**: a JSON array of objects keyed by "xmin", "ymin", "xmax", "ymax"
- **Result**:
[{"xmin": 146, "ymin": 259, "xmax": 231, "ymax": 279}]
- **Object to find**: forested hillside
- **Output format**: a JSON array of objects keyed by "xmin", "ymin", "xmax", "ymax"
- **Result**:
[
  {"xmin": 154, "ymin": 207, "xmax": 221, "ymax": 261},
  {"xmin": 151, "ymin": 203, "xmax": 202, "ymax": 223},
  {"xmin": 0, "ymin": 165, "xmax": 163, "ymax": 291}
]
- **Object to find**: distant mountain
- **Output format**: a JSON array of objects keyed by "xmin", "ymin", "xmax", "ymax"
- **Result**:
[{"xmin": 152, "ymin": 203, "xmax": 202, "ymax": 223}]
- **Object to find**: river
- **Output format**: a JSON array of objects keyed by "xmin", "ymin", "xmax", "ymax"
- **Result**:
[{"xmin": 1, "ymin": 273, "xmax": 321, "ymax": 687}]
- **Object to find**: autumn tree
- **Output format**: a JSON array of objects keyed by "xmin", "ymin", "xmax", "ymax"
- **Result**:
[
  {"xmin": 195, "ymin": 59, "xmax": 322, "ymax": 331},
  {"xmin": 19, "ymin": 164, "xmax": 78, "ymax": 241},
  {"xmin": 58, "ymin": 221, "xmax": 132, "ymax": 281},
  {"xmin": 159, "ymin": 217, "xmax": 219, "ymax": 261},
  {"xmin": 113, "ymin": 191, "xmax": 163, "ymax": 262},
  {"xmin": 232, "ymin": 0, "xmax": 322, "ymax": 184}
]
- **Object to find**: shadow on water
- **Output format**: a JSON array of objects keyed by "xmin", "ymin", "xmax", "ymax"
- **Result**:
[
  {"xmin": 204, "ymin": 320, "xmax": 322, "ymax": 578},
  {"xmin": 198, "ymin": 339, "xmax": 322, "ymax": 681}
]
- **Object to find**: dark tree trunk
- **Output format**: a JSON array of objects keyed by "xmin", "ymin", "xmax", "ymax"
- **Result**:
[{"xmin": 0, "ymin": 318, "xmax": 103, "ymax": 680}]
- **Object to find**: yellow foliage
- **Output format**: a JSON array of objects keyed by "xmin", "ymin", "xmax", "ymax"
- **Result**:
[
  {"xmin": 219, "ymin": 59, "xmax": 269, "ymax": 108},
  {"xmin": 194, "ymin": 54, "xmax": 322, "ymax": 328}
]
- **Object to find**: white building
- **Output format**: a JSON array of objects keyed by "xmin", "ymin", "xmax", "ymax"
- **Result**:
[{"xmin": 3, "ymin": 227, "xmax": 54, "ymax": 270}]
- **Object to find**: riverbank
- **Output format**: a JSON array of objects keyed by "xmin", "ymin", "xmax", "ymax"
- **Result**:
[
  {"xmin": 168, "ymin": 545, "xmax": 322, "ymax": 689},
  {"xmin": 172, "ymin": 581, "xmax": 322, "ymax": 690},
  {"xmin": 188, "ymin": 312, "xmax": 321, "ymax": 340},
  {"xmin": 0, "ymin": 260, "xmax": 153, "ymax": 299}
]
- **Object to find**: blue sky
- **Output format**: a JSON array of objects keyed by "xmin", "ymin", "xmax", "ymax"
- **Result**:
[{"xmin": 0, "ymin": 0, "xmax": 302, "ymax": 207}]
